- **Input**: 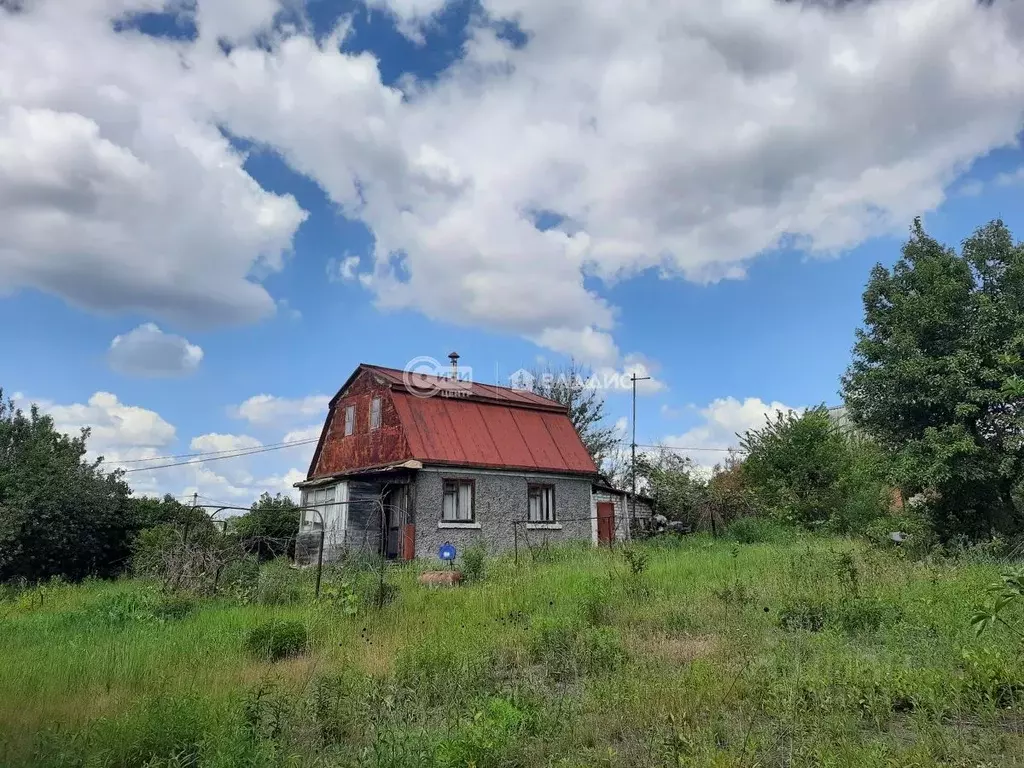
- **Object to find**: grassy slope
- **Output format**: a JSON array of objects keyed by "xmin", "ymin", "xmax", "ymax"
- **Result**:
[{"xmin": 1, "ymin": 535, "xmax": 1022, "ymax": 767}]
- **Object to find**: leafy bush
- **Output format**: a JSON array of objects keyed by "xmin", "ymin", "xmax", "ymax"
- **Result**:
[
  {"xmin": 319, "ymin": 579, "xmax": 360, "ymax": 615},
  {"xmin": 0, "ymin": 392, "xmax": 137, "ymax": 583},
  {"xmin": 620, "ymin": 546, "xmax": 649, "ymax": 575},
  {"xmin": 739, "ymin": 406, "xmax": 889, "ymax": 531},
  {"xmin": 219, "ymin": 556, "xmax": 260, "ymax": 602},
  {"xmin": 460, "ymin": 545, "xmax": 487, "ymax": 583},
  {"xmin": 131, "ymin": 524, "xmax": 183, "ymax": 577},
  {"xmin": 864, "ymin": 507, "xmax": 935, "ymax": 557},
  {"xmin": 235, "ymin": 492, "xmax": 301, "ymax": 561},
  {"xmin": 434, "ymin": 697, "xmax": 533, "ymax": 768},
  {"xmin": 244, "ymin": 620, "xmax": 308, "ymax": 661}
]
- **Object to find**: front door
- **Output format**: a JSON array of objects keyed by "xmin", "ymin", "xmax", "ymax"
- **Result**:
[
  {"xmin": 597, "ymin": 502, "xmax": 615, "ymax": 545},
  {"xmin": 382, "ymin": 487, "xmax": 405, "ymax": 560}
]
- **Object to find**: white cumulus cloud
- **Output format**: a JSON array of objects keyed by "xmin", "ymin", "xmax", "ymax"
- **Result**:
[
  {"xmin": 16, "ymin": 390, "xmax": 176, "ymax": 464},
  {"xmin": 108, "ymin": 323, "xmax": 204, "ymax": 377},
  {"xmin": 328, "ymin": 254, "xmax": 362, "ymax": 282},
  {"xmin": 190, "ymin": 433, "xmax": 263, "ymax": 454},
  {"xmin": 0, "ymin": 1, "xmax": 306, "ymax": 328},
  {"xmin": 660, "ymin": 396, "xmax": 800, "ymax": 469},
  {"xmin": 232, "ymin": 394, "xmax": 331, "ymax": 427},
  {"xmin": 3, "ymin": 0, "xmax": 1024, "ymax": 366}
]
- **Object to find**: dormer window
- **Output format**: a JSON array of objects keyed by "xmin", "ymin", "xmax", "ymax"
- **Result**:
[{"xmin": 370, "ymin": 397, "xmax": 381, "ymax": 431}]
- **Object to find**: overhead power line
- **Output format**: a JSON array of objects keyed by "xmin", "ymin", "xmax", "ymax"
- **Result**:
[
  {"xmin": 121, "ymin": 437, "xmax": 319, "ymax": 473},
  {"xmin": 631, "ymin": 443, "xmax": 746, "ymax": 453},
  {"xmin": 115, "ymin": 434, "xmax": 742, "ymax": 475},
  {"xmin": 116, "ymin": 435, "xmax": 321, "ymax": 465}
]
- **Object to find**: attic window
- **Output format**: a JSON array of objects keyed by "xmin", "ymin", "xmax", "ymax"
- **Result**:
[
  {"xmin": 344, "ymin": 405, "xmax": 355, "ymax": 436},
  {"xmin": 370, "ymin": 397, "xmax": 381, "ymax": 431}
]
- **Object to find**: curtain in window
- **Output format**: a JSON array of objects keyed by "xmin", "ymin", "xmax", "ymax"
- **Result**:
[
  {"xmin": 458, "ymin": 482, "xmax": 472, "ymax": 521},
  {"xmin": 321, "ymin": 485, "xmax": 337, "ymax": 529},
  {"xmin": 443, "ymin": 485, "xmax": 457, "ymax": 520}
]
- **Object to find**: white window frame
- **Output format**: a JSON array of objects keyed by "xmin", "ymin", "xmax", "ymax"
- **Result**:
[
  {"xmin": 528, "ymin": 483, "xmax": 556, "ymax": 523},
  {"xmin": 441, "ymin": 479, "xmax": 475, "ymax": 522},
  {"xmin": 344, "ymin": 405, "xmax": 355, "ymax": 436},
  {"xmin": 301, "ymin": 482, "xmax": 349, "ymax": 534},
  {"xmin": 369, "ymin": 397, "xmax": 381, "ymax": 431}
]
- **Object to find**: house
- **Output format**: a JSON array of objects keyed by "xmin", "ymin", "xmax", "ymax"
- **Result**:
[{"xmin": 295, "ymin": 360, "xmax": 632, "ymax": 563}]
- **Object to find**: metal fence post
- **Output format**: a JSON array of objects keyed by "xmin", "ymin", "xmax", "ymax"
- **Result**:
[
  {"xmin": 513, "ymin": 521, "xmax": 518, "ymax": 567},
  {"xmin": 315, "ymin": 528, "xmax": 325, "ymax": 599}
]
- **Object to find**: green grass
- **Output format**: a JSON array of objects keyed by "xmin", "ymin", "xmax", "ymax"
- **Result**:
[{"xmin": 2, "ymin": 535, "xmax": 1023, "ymax": 767}]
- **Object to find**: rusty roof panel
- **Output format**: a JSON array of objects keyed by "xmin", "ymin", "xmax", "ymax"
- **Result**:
[
  {"xmin": 361, "ymin": 365, "xmax": 564, "ymax": 410},
  {"xmin": 312, "ymin": 366, "xmax": 598, "ymax": 480},
  {"xmin": 391, "ymin": 390, "xmax": 596, "ymax": 475}
]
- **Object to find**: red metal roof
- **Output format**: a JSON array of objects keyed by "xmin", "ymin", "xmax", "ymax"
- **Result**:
[
  {"xmin": 391, "ymin": 390, "xmax": 598, "ymax": 475},
  {"xmin": 310, "ymin": 364, "xmax": 599, "ymax": 478}
]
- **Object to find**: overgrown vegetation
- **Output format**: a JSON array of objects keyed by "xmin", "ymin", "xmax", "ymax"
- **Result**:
[
  {"xmin": 2, "ymin": 537, "xmax": 1023, "ymax": 767},
  {"xmin": 740, "ymin": 406, "xmax": 890, "ymax": 533},
  {"xmin": 3, "ymin": 217, "xmax": 1024, "ymax": 765},
  {"xmin": 844, "ymin": 218, "xmax": 1024, "ymax": 541}
]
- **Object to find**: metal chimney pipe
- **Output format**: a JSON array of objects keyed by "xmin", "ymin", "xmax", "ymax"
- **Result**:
[{"xmin": 448, "ymin": 351, "xmax": 460, "ymax": 379}]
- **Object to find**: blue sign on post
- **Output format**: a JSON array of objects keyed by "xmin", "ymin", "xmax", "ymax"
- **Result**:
[{"xmin": 439, "ymin": 543, "xmax": 456, "ymax": 562}]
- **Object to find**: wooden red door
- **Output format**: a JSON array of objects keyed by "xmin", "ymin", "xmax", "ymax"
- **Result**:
[{"xmin": 597, "ymin": 502, "xmax": 615, "ymax": 545}]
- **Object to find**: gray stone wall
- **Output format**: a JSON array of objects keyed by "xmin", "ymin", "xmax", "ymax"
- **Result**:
[{"xmin": 413, "ymin": 467, "xmax": 594, "ymax": 560}]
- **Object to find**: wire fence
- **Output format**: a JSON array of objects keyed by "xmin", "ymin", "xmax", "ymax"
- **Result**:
[
  {"xmin": 138, "ymin": 500, "xmax": 406, "ymax": 600},
  {"xmin": 140, "ymin": 497, "xmax": 671, "ymax": 598}
]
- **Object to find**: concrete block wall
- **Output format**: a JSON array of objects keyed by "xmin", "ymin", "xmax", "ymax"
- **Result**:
[{"xmin": 413, "ymin": 467, "xmax": 593, "ymax": 561}]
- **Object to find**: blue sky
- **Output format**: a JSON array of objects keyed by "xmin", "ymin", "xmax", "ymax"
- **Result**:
[{"xmin": 1, "ymin": 0, "xmax": 1022, "ymax": 502}]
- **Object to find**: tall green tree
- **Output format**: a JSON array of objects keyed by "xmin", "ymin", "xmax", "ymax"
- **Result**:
[
  {"xmin": 842, "ymin": 219, "xmax": 1024, "ymax": 539},
  {"xmin": 235, "ymin": 492, "xmax": 300, "ymax": 561},
  {"xmin": 525, "ymin": 360, "xmax": 619, "ymax": 467},
  {"xmin": 0, "ymin": 391, "xmax": 134, "ymax": 582}
]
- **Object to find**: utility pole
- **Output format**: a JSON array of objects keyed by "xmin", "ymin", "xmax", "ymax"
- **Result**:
[{"xmin": 630, "ymin": 372, "xmax": 650, "ymax": 538}]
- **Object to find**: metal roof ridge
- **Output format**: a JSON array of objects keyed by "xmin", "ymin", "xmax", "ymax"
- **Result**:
[{"xmin": 360, "ymin": 363, "xmax": 566, "ymax": 409}]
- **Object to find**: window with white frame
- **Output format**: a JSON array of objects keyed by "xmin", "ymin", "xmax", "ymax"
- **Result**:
[
  {"xmin": 301, "ymin": 482, "xmax": 348, "ymax": 531},
  {"xmin": 370, "ymin": 397, "xmax": 381, "ymax": 431},
  {"xmin": 528, "ymin": 484, "xmax": 556, "ymax": 522},
  {"xmin": 344, "ymin": 405, "xmax": 355, "ymax": 436},
  {"xmin": 442, "ymin": 479, "xmax": 474, "ymax": 522}
]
